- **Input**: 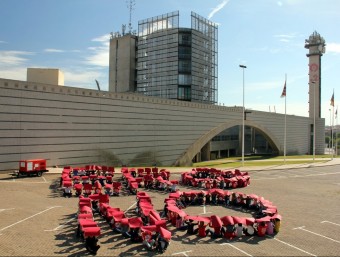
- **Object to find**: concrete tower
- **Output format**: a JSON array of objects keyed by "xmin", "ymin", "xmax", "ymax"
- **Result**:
[
  {"xmin": 108, "ymin": 33, "xmax": 137, "ymax": 93},
  {"xmin": 305, "ymin": 31, "xmax": 326, "ymax": 155},
  {"xmin": 304, "ymin": 31, "xmax": 326, "ymax": 119}
]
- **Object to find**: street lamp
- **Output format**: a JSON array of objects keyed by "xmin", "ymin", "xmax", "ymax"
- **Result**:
[{"xmin": 239, "ymin": 64, "xmax": 247, "ymax": 167}]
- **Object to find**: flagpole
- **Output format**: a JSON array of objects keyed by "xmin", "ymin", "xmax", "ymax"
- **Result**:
[
  {"xmin": 336, "ymin": 105, "xmax": 338, "ymax": 157},
  {"xmin": 332, "ymin": 104, "xmax": 334, "ymax": 159},
  {"xmin": 313, "ymin": 81, "xmax": 316, "ymax": 162},
  {"xmin": 284, "ymin": 74, "xmax": 287, "ymax": 165},
  {"xmin": 331, "ymin": 89, "xmax": 334, "ymax": 160}
]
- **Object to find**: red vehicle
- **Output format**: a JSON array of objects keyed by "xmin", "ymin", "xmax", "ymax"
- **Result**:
[{"xmin": 17, "ymin": 159, "xmax": 49, "ymax": 177}]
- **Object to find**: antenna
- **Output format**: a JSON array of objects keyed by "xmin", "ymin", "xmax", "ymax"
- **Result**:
[
  {"xmin": 126, "ymin": 0, "xmax": 136, "ymax": 33},
  {"xmin": 122, "ymin": 24, "xmax": 126, "ymax": 36}
]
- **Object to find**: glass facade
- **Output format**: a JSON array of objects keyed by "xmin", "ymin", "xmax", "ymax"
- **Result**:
[
  {"xmin": 191, "ymin": 12, "xmax": 218, "ymax": 104},
  {"xmin": 136, "ymin": 11, "xmax": 218, "ymax": 104}
]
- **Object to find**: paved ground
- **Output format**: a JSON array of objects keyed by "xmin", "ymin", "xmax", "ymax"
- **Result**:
[{"xmin": 0, "ymin": 159, "xmax": 340, "ymax": 256}]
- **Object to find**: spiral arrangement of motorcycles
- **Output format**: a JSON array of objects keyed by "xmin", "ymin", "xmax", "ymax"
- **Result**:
[{"xmin": 61, "ymin": 166, "xmax": 282, "ymax": 255}]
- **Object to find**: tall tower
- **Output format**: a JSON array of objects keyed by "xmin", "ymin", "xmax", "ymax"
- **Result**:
[
  {"xmin": 305, "ymin": 31, "xmax": 326, "ymax": 156},
  {"xmin": 304, "ymin": 31, "xmax": 326, "ymax": 119},
  {"xmin": 108, "ymin": 33, "xmax": 137, "ymax": 93}
]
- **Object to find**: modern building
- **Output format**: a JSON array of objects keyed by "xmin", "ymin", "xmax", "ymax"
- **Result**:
[
  {"xmin": 0, "ymin": 13, "xmax": 327, "ymax": 170},
  {"xmin": 0, "ymin": 78, "xmax": 325, "ymax": 171},
  {"xmin": 109, "ymin": 11, "xmax": 218, "ymax": 104}
]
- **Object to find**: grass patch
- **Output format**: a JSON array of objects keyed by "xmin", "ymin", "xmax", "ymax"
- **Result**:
[
  {"xmin": 193, "ymin": 155, "xmax": 330, "ymax": 168},
  {"xmin": 198, "ymin": 160, "xmax": 327, "ymax": 168}
]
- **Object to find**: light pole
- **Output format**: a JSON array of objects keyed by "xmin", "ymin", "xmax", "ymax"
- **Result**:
[
  {"xmin": 95, "ymin": 80, "xmax": 102, "ymax": 164},
  {"xmin": 239, "ymin": 64, "xmax": 247, "ymax": 167},
  {"xmin": 312, "ymin": 81, "xmax": 315, "ymax": 161}
]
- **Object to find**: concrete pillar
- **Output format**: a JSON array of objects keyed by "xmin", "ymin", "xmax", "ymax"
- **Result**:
[{"xmin": 201, "ymin": 142, "xmax": 210, "ymax": 161}]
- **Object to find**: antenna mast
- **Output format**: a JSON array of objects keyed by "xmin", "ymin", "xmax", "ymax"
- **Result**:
[{"xmin": 126, "ymin": 0, "xmax": 136, "ymax": 34}]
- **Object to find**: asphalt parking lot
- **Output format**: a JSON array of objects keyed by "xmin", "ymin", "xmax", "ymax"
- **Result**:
[{"xmin": 0, "ymin": 165, "xmax": 339, "ymax": 256}]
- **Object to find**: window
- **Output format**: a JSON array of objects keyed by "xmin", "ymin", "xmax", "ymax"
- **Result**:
[
  {"xmin": 179, "ymin": 46, "xmax": 191, "ymax": 59},
  {"xmin": 179, "ymin": 33, "xmax": 191, "ymax": 46},
  {"xmin": 178, "ymin": 86, "xmax": 191, "ymax": 101},
  {"xmin": 178, "ymin": 74, "xmax": 191, "ymax": 85},
  {"xmin": 179, "ymin": 60, "xmax": 191, "ymax": 73}
]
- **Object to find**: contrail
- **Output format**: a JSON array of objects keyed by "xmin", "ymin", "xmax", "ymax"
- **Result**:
[{"xmin": 208, "ymin": 0, "xmax": 230, "ymax": 19}]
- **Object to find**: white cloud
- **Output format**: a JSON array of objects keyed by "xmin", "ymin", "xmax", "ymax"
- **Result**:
[
  {"xmin": 92, "ymin": 34, "xmax": 110, "ymax": 43},
  {"xmin": 0, "ymin": 67, "xmax": 27, "ymax": 81},
  {"xmin": 44, "ymin": 48, "xmax": 65, "ymax": 53},
  {"xmin": 277, "ymin": 1, "xmax": 283, "ymax": 7},
  {"xmin": 85, "ymin": 47, "xmax": 109, "ymax": 67},
  {"xmin": 326, "ymin": 43, "xmax": 340, "ymax": 54},
  {"xmin": 0, "ymin": 51, "xmax": 33, "ymax": 80},
  {"xmin": 274, "ymin": 34, "xmax": 297, "ymax": 43},
  {"xmin": 0, "ymin": 50, "xmax": 34, "ymax": 65},
  {"xmin": 63, "ymin": 69, "xmax": 103, "ymax": 86},
  {"xmin": 208, "ymin": 0, "xmax": 230, "ymax": 19},
  {"xmin": 0, "ymin": 40, "xmax": 6, "ymax": 44},
  {"xmin": 85, "ymin": 34, "xmax": 110, "ymax": 67},
  {"xmin": 274, "ymin": 34, "xmax": 297, "ymax": 38}
]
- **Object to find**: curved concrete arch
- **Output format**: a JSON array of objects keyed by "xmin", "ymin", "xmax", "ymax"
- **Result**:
[{"xmin": 175, "ymin": 119, "xmax": 281, "ymax": 166}]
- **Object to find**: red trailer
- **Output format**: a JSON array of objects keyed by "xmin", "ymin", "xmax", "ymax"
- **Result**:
[{"xmin": 17, "ymin": 159, "xmax": 49, "ymax": 177}]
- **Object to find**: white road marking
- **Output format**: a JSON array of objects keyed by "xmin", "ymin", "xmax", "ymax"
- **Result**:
[
  {"xmin": 44, "ymin": 216, "xmax": 76, "ymax": 231},
  {"xmin": 252, "ymin": 177, "xmax": 283, "ymax": 181},
  {"xmin": 42, "ymin": 176, "xmax": 47, "ymax": 182},
  {"xmin": 321, "ymin": 220, "xmax": 340, "ymax": 226},
  {"xmin": 172, "ymin": 250, "xmax": 192, "ymax": 256},
  {"xmin": 294, "ymin": 226, "xmax": 340, "ymax": 244},
  {"xmin": 253, "ymin": 171, "xmax": 340, "ymax": 181},
  {"xmin": 199, "ymin": 205, "xmax": 212, "ymax": 215},
  {"xmin": 0, "ymin": 208, "xmax": 15, "ymax": 213},
  {"xmin": 267, "ymin": 236, "xmax": 316, "ymax": 256},
  {"xmin": 124, "ymin": 202, "xmax": 137, "ymax": 213},
  {"xmin": 0, "ymin": 206, "xmax": 61, "ymax": 232},
  {"xmin": 220, "ymin": 243, "xmax": 253, "ymax": 257},
  {"xmin": 0, "ymin": 180, "xmax": 48, "ymax": 184}
]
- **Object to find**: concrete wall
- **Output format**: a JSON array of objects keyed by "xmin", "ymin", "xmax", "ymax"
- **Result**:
[
  {"xmin": 27, "ymin": 68, "xmax": 64, "ymax": 86},
  {"xmin": 0, "ymin": 78, "xmax": 325, "ymax": 170}
]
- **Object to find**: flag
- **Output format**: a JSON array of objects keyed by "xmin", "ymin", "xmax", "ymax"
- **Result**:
[
  {"xmin": 330, "ymin": 92, "xmax": 334, "ymax": 106},
  {"xmin": 280, "ymin": 80, "xmax": 286, "ymax": 98}
]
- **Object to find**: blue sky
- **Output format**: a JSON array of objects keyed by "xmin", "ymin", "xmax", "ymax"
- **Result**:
[{"xmin": 0, "ymin": 0, "xmax": 339, "ymax": 124}]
